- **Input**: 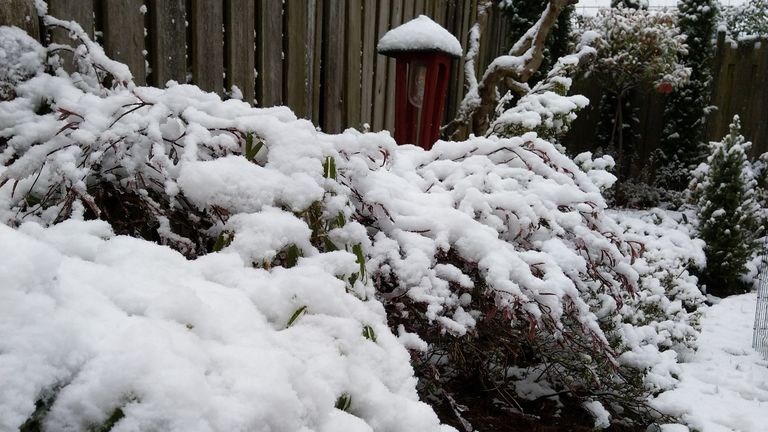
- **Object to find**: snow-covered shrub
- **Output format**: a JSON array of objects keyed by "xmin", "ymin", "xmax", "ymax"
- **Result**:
[
  {"xmin": 0, "ymin": 15, "xmax": 702, "ymax": 430},
  {"xmin": 580, "ymin": 6, "xmax": 690, "ymax": 179},
  {"xmin": 691, "ymin": 116, "xmax": 763, "ymax": 296},
  {"xmin": 721, "ymin": 0, "xmax": 768, "ymax": 40},
  {"xmin": 0, "ymin": 25, "xmax": 45, "ymax": 100}
]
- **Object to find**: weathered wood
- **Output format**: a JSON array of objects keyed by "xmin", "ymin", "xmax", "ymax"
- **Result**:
[
  {"xmin": 48, "ymin": 0, "xmax": 93, "ymax": 73},
  {"xmin": 0, "ymin": 0, "xmax": 40, "ymax": 40},
  {"xmin": 322, "ymin": 0, "xmax": 345, "ymax": 133},
  {"xmin": 360, "ymin": 0, "xmax": 377, "ymax": 128},
  {"xmin": 190, "ymin": 0, "xmax": 224, "ymax": 93},
  {"xmin": 149, "ymin": 0, "xmax": 185, "ymax": 86},
  {"xmin": 256, "ymin": 0, "xmax": 282, "ymax": 106},
  {"xmin": 285, "ymin": 1, "xmax": 310, "ymax": 117},
  {"xmin": 345, "ymin": 0, "xmax": 363, "ymax": 129},
  {"xmin": 384, "ymin": 0, "xmax": 403, "ymax": 132},
  {"xmin": 226, "ymin": 0, "xmax": 255, "ymax": 103},
  {"xmin": 312, "ymin": 0, "xmax": 323, "ymax": 122},
  {"xmin": 372, "ymin": 0, "xmax": 391, "ymax": 131},
  {"xmin": 103, "ymin": 0, "xmax": 146, "ymax": 85}
]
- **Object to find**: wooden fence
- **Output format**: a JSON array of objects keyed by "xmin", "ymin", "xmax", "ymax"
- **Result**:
[
  {"xmin": 35, "ymin": 0, "xmax": 511, "ymax": 134},
  {"xmin": 564, "ymin": 33, "xmax": 768, "ymax": 176}
]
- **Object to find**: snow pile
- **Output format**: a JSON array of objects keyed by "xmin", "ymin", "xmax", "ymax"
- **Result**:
[
  {"xmin": 653, "ymin": 294, "xmax": 768, "ymax": 432},
  {"xmin": 0, "ymin": 25, "xmax": 45, "ymax": 99},
  {"xmin": 0, "ymin": 220, "xmax": 450, "ymax": 432},
  {"xmin": 377, "ymin": 15, "xmax": 462, "ymax": 57}
]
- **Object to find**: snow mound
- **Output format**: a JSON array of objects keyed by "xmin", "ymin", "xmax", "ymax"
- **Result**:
[
  {"xmin": 653, "ymin": 293, "xmax": 768, "ymax": 432},
  {"xmin": 377, "ymin": 15, "xmax": 462, "ymax": 58},
  {"xmin": 0, "ymin": 221, "xmax": 447, "ymax": 432}
]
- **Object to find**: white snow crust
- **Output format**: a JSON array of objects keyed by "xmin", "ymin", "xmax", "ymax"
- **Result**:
[{"xmin": 377, "ymin": 15, "xmax": 462, "ymax": 57}]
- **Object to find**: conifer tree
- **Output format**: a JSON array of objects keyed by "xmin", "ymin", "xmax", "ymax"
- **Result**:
[
  {"xmin": 657, "ymin": 0, "xmax": 718, "ymax": 191},
  {"xmin": 694, "ymin": 116, "xmax": 762, "ymax": 296}
]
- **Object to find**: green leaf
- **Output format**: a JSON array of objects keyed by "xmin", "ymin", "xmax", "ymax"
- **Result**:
[
  {"xmin": 89, "ymin": 407, "xmax": 125, "ymax": 432},
  {"xmin": 362, "ymin": 325, "xmax": 376, "ymax": 342},
  {"xmin": 335, "ymin": 393, "xmax": 352, "ymax": 412},
  {"xmin": 323, "ymin": 156, "xmax": 337, "ymax": 180},
  {"xmin": 352, "ymin": 244, "xmax": 366, "ymax": 282},
  {"xmin": 212, "ymin": 231, "xmax": 233, "ymax": 252},
  {"xmin": 286, "ymin": 305, "xmax": 307, "ymax": 327},
  {"xmin": 245, "ymin": 133, "xmax": 264, "ymax": 161},
  {"xmin": 286, "ymin": 244, "xmax": 301, "ymax": 268}
]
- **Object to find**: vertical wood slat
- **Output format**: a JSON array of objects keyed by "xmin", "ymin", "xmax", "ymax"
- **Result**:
[
  {"xmin": 384, "ymin": 0, "xmax": 403, "ymax": 133},
  {"xmin": 225, "ymin": 0, "xmax": 255, "ymax": 103},
  {"xmin": 285, "ymin": 1, "xmax": 310, "ymax": 117},
  {"xmin": 49, "ymin": 0, "xmax": 94, "ymax": 38},
  {"xmin": 322, "ymin": 0, "xmax": 345, "ymax": 133},
  {"xmin": 149, "ymin": 0, "xmax": 185, "ymax": 87},
  {"xmin": 312, "ymin": 0, "xmax": 323, "ymax": 122},
  {"xmin": 345, "ymin": 0, "xmax": 363, "ymax": 129},
  {"xmin": 372, "ymin": 1, "xmax": 391, "ymax": 131},
  {"xmin": 191, "ymin": 0, "xmax": 223, "ymax": 93},
  {"xmin": 103, "ymin": 0, "xmax": 146, "ymax": 85},
  {"xmin": 360, "ymin": 0, "xmax": 377, "ymax": 129},
  {"xmin": 48, "ymin": 0, "xmax": 94, "ymax": 73},
  {"xmin": 257, "ymin": 0, "xmax": 283, "ymax": 106}
]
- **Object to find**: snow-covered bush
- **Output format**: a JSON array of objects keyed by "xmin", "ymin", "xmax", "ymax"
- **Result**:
[
  {"xmin": 0, "ymin": 13, "xmax": 704, "ymax": 430},
  {"xmin": 691, "ymin": 116, "xmax": 763, "ymax": 297},
  {"xmin": 580, "ymin": 6, "xmax": 690, "ymax": 179},
  {"xmin": 721, "ymin": 0, "xmax": 768, "ymax": 40}
]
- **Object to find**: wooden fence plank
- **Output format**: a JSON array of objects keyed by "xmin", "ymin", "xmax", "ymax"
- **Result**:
[
  {"xmin": 372, "ymin": 1, "xmax": 391, "ymax": 131},
  {"xmin": 285, "ymin": 1, "xmax": 310, "ymax": 117},
  {"xmin": 360, "ymin": 0, "xmax": 377, "ymax": 129},
  {"xmin": 1, "ymin": 0, "xmax": 40, "ymax": 40},
  {"xmin": 225, "ymin": 0, "xmax": 255, "ymax": 103},
  {"xmin": 312, "ymin": 0, "xmax": 323, "ymax": 122},
  {"xmin": 345, "ymin": 0, "xmax": 363, "ymax": 129},
  {"xmin": 190, "ymin": 0, "xmax": 223, "ymax": 93},
  {"xmin": 48, "ymin": 0, "xmax": 94, "ymax": 73},
  {"xmin": 149, "ymin": 0, "xmax": 185, "ymax": 87},
  {"xmin": 103, "ymin": 0, "xmax": 146, "ymax": 85},
  {"xmin": 322, "ymin": 0, "xmax": 345, "ymax": 133},
  {"xmin": 384, "ymin": 0, "xmax": 403, "ymax": 132},
  {"xmin": 257, "ymin": 0, "xmax": 283, "ymax": 106}
]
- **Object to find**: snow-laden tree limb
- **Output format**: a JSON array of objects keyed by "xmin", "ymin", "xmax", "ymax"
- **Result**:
[{"xmin": 445, "ymin": 0, "xmax": 579, "ymax": 140}]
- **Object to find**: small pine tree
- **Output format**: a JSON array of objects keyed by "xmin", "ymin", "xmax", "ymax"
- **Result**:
[
  {"xmin": 694, "ymin": 116, "xmax": 762, "ymax": 296},
  {"xmin": 656, "ymin": 0, "xmax": 719, "ymax": 191}
]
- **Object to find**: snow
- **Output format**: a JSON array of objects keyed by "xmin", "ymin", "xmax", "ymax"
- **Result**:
[
  {"xmin": 377, "ymin": 15, "xmax": 462, "ymax": 58},
  {"xmin": 0, "ymin": 221, "xmax": 448, "ymax": 432},
  {"xmin": 654, "ymin": 294, "xmax": 768, "ymax": 432}
]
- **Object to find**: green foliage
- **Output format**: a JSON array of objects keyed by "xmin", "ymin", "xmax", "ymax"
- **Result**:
[
  {"xmin": 694, "ymin": 117, "xmax": 762, "ymax": 296},
  {"xmin": 334, "ymin": 394, "xmax": 352, "ymax": 412},
  {"xmin": 286, "ymin": 305, "xmax": 308, "ymax": 327},
  {"xmin": 657, "ymin": 0, "xmax": 719, "ymax": 191},
  {"xmin": 722, "ymin": 0, "xmax": 768, "ymax": 39}
]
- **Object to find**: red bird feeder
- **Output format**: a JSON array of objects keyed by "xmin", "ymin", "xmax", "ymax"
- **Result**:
[{"xmin": 377, "ymin": 15, "xmax": 462, "ymax": 150}]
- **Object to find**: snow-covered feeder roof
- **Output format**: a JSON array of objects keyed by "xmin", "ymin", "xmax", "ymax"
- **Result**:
[{"xmin": 377, "ymin": 15, "xmax": 462, "ymax": 58}]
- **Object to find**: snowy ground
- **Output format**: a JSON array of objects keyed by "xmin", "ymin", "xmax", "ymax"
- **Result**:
[{"xmin": 654, "ymin": 294, "xmax": 768, "ymax": 432}]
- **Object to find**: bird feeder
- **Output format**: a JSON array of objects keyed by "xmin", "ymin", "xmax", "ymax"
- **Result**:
[{"xmin": 377, "ymin": 15, "xmax": 462, "ymax": 150}]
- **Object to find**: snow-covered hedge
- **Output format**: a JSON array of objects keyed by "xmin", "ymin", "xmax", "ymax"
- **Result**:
[{"xmin": 0, "ymin": 17, "xmax": 706, "ymax": 430}]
